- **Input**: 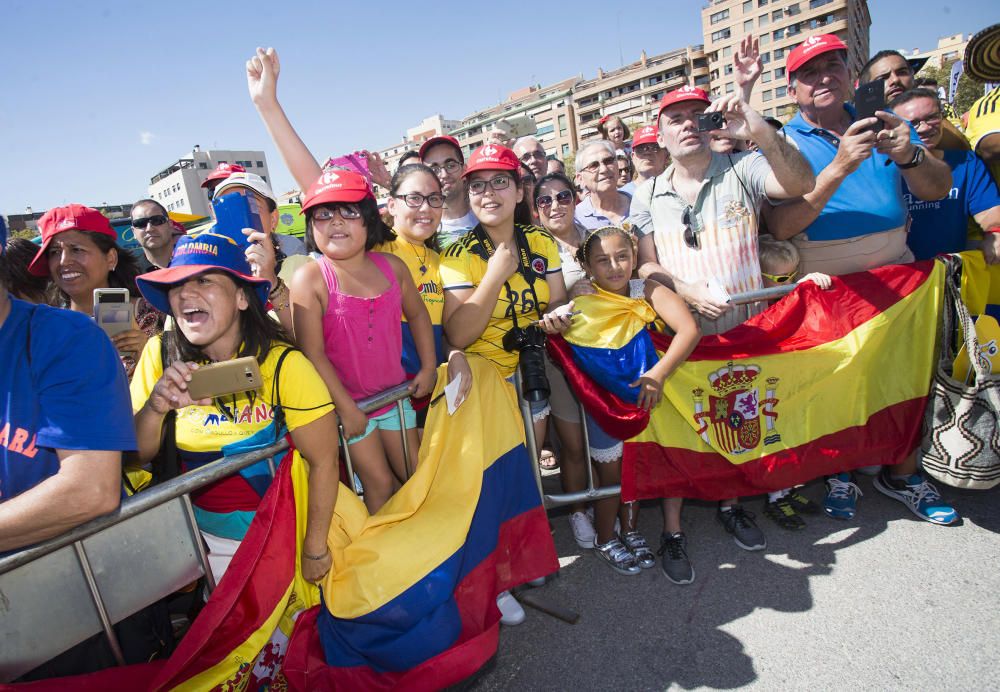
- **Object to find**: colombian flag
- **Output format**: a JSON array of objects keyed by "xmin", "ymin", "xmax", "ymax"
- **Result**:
[
  {"xmin": 12, "ymin": 359, "xmax": 555, "ymax": 691},
  {"xmin": 550, "ymin": 261, "xmax": 946, "ymax": 501}
]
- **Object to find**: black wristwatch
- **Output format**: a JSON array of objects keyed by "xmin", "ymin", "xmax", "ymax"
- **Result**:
[{"xmin": 897, "ymin": 146, "xmax": 925, "ymax": 169}]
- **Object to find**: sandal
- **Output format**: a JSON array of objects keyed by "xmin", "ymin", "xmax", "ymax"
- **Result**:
[{"xmin": 539, "ymin": 449, "xmax": 560, "ymax": 470}]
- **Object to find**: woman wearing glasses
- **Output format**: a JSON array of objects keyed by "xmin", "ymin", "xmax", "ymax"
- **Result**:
[{"xmin": 574, "ymin": 140, "xmax": 634, "ymax": 231}]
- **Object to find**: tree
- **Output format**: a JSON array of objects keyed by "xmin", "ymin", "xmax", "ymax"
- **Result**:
[{"xmin": 917, "ymin": 59, "xmax": 987, "ymax": 118}]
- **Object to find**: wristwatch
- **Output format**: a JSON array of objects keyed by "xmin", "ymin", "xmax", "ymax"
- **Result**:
[{"xmin": 897, "ymin": 146, "xmax": 925, "ymax": 169}]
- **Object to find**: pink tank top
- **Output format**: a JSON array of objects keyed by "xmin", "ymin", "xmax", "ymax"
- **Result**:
[{"xmin": 319, "ymin": 253, "xmax": 405, "ymax": 414}]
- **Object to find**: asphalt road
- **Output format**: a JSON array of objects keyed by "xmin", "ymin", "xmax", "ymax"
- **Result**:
[{"xmin": 471, "ymin": 472, "xmax": 1000, "ymax": 691}]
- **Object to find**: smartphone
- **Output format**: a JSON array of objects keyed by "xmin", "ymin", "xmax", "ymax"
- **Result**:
[
  {"xmin": 93, "ymin": 288, "xmax": 134, "ymax": 339},
  {"xmin": 696, "ymin": 112, "xmax": 726, "ymax": 132},
  {"xmin": 323, "ymin": 152, "xmax": 372, "ymax": 186},
  {"xmin": 212, "ymin": 192, "xmax": 264, "ymax": 251},
  {"xmin": 854, "ymin": 79, "xmax": 886, "ymax": 133},
  {"xmin": 495, "ymin": 115, "xmax": 537, "ymax": 139},
  {"xmin": 187, "ymin": 357, "xmax": 263, "ymax": 401}
]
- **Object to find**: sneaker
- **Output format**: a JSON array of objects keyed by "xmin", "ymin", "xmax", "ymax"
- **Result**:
[
  {"xmin": 786, "ymin": 490, "xmax": 821, "ymax": 515},
  {"xmin": 763, "ymin": 497, "xmax": 806, "ymax": 531},
  {"xmin": 824, "ymin": 473, "xmax": 862, "ymax": 520},
  {"xmin": 496, "ymin": 590, "xmax": 525, "ymax": 625},
  {"xmin": 593, "ymin": 536, "xmax": 641, "ymax": 575},
  {"xmin": 622, "ymin": 531, "xmax": 656, "ymax": 569},
  {"xmin": 657, "ymin": 532, "xmax": 694, "ymax": 584},
  {"xmin": 716, "ymin": 505, "xmax": 766, "ymax": 551},
  {"xmin": 873, "ymin": 471, "xmax": 959, "ymax": 526},
  {"xmin": 569, "ymin": 511, "xmax": 597, "ymax": 549}
]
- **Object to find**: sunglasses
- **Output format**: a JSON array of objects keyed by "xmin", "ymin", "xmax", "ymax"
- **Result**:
[
  {"xmin": 536, "ymin": 189, "xmax": 575, "ymax": 209},
  {"xmin": 132, "ymin": 214, "xmax": 168, "ymax": 230},
  {"xmin": 682, "ymin": 206, "xmax": 700, "ymax": 250},
  {"xmin": 312, "ymin": 205, "xmax": 362, "ymax": 221},
  {"xmin": 633, "ymin": 143, "xmax": 661, "ymax": 156},
  {"xmin": 581, "ymin": 155, "xmax": 617, "ymax": 174},
  {"xmin": 468, "ymin": 174, "xmax": 512, "ymax": 196},
  {"xmin": 762, "ymin": 270, "xmax": 799, "ymax": 284},
  {"xmin": 393, "ymin": 192, "xmax": 445, "ymax": 208}
]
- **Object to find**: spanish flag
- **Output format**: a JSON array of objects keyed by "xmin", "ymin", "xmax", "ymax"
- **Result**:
[{"xmin": 550, "ymin": 262, "xmax": 944, "ymax": 501}]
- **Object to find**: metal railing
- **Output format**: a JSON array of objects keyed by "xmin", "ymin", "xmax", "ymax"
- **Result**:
[{"xmin": 523, "ymin": 284, "xmax": 798, "ymax": 509}]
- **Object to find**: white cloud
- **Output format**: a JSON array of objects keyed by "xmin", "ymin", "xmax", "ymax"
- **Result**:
[{"xmin": 139, "ymin": 131, "xmax": 156, "ymax": 145}]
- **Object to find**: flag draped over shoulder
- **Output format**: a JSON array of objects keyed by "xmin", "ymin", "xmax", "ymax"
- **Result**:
[
  {"xmin": 549, "ymin": 262, "xmax": 944, "ymax": 501},
  {"xmin": 14, "ymin": 359, "xmax": 554, "ymax": 691}
]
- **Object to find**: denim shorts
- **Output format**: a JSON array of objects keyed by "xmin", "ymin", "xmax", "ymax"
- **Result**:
[
  {"xmin": 584, "ymin": 413, "xmax": 623, "ymax": 463},
  {"xmin": 347, "ymin": 398, "xmax": 417, "ymax": 444}
]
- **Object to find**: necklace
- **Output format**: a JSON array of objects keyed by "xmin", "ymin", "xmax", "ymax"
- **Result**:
[{"xmin": 405, "ymin": 239, "xmax": 428, "ymax": 275}]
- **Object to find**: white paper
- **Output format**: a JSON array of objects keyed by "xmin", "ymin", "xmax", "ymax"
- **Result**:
[
  {"xmin": 445, "ymin": 372, "xmax": 463, "ymax": 415},
  {"xmin": 708, "ymin": 278, "xmax": 731, "ymax": 304}
]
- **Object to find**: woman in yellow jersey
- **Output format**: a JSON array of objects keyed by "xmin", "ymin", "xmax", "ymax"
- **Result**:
[{"xmin": 377, "ymin": 164, "xmax": 472, "ymax": 414}]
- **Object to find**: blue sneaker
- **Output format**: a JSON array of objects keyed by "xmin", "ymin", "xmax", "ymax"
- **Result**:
[
  {"xmin": 824, "ymin": 473, "xmax": 862, "ymax": 520},
  {"xmin": 873, "ymin": 471, "xmax": 958, "ymax": 526}
]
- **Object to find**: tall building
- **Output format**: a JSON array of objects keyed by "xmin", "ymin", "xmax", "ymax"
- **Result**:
[
  {"xmin": 450, "ymin": 77, "xmax": 580, "ymax": 160},
  {"xmin": 375, "ymin": 114, "xmax": 462, "ymax": 174},
  {"xmin": 572, "ymin": 46, "xmax": 710, "ymax": 145},
  {"xmin": 902, "ymin": 33, "xmax": 970, "ymax": 71},
  {"xmin": 701, "ymin": 0, "xmax": 871, "ymax": 119},
  {"xmin": 148, "ymin": 147, "xmax": 271, "ymax": 218}
]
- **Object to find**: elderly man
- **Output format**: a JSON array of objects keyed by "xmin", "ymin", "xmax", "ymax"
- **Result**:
[
  {"xmin": 765, "ymin": 34, "xmax": 956, "ymax": 526},
  {"xmin": 0, "ymin": 208, "xmax": 136, "ymax": 555},
  {"xmin": 130, "ymin": 198, "xmax": 181, "ymax": 271},
  {"xmin": 629, "ymin": 84, "xmax": 815, "ymax": 585},
  {"xmin": 513, "ymin": 135, "xmax": 549, "ymax": 181},
  {"xmin": 890, "ymin": 88, "xmax": 1000, "ymax": 263},
  {"xmin": 419, "ymin": 135, "xmax": 477, "ymax": 249}
]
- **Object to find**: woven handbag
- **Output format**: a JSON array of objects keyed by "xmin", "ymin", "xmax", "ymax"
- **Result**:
[{"xmin": 920, "ymin": 255, "xmax": 1000, "ymax": 489}]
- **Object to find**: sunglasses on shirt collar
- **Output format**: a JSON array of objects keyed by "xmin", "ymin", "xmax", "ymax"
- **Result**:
[{"xmin": 682, "ymin": 206, "xmax": 700, "ymax": 250}]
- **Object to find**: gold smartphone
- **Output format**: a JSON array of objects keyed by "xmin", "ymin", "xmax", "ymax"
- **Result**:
[{"xmin": 187, "ymin": 357, "xmax": 263, "ymax": 400}]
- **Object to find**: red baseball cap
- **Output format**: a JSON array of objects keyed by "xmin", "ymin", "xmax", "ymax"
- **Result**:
[
  {"xmin": 301, "ymin": 169, "xmax": 373, "ymax": 214},
  {"xmin": 462, "ymin": 144, "xmax": 520, "ymax": 178},
  {"xmin": 201, "ymin": 162, "xmax": 247, "ymax": 188},
  {"xmin": 656, "ymin": 86, "xmax": 712, "ymax": 120},
  {"xmin": 29, "ymin": 204, "xmax": 117, "ymax": 277},
  {"xmin": 418, "ymin": 135, "xmax": 465, "ymax": 163},
  {"xmin": 786, "ymin": 34, "xmax": 848, "ymax": 79},
  {"xmin": 632, "ymin": 124, "xmax": 659, "ymax": 147}
]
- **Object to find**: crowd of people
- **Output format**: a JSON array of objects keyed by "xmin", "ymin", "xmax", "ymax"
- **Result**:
[{"xmin": 3, "ymin": 23, "xmax": 1000, "ymax": 679}]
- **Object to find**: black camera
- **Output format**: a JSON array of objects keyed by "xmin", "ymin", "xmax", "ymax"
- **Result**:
[
  {"xmin": 696, "ymin": 112, "xmax": 726, "ymax": 132},
  {"xmin": 502, "ymin": 324, "xmax": 550, "ymax": 403}
]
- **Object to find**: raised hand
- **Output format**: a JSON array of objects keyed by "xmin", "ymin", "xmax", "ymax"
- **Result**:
[{"xmin": 247, "ymin": 46, "xmax": 281, "ymax": 106}]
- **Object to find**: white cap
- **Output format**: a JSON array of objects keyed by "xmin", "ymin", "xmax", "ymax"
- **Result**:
[{"xmin": 214, "ymin": 172, "xmax": 276, "ymax": 206}]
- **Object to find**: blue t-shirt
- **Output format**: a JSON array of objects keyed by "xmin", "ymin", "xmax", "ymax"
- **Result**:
[
  {"xmin": 0, "ymin": 298, "xmax": 136, "ymax": 504},
  {"xmin": 783, "ymin": 105, "xmax": 923, "ymax": 241},
  {"xmin": 904, "ymin": 150, "xmax": 1000, "ymax": 260},
  {"xmin": 574, "ymin": 190, "xmax": 633, "ymax": 231}
]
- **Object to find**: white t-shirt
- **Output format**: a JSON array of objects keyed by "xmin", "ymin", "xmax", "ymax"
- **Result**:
[{"xmin": 438, "ymin": 210, "xmax": 479, "ymax": 250}]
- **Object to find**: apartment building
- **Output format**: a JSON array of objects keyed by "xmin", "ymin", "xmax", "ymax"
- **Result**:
[
  {"xmin": 375, "ymin": 114, "xmax": 462, "ymax": 174},
  {"xmin": 701, "ymin": 0, "xmax": 871, "ymax": 119},
  {"xmin": 573, "ymin": 46, "xmax": 710, "ymax": 145},
  {"xmin": 148, "ymin": 146, "xmax": 271, "ymax": 218},
  {"xmin": 903, "ymin": 33, "xmax": 970, "ymax": 71}
]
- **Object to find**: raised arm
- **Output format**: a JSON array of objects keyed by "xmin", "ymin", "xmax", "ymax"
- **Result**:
[
  {"xmin": 875, "ymin": 110, "xmax": 952, "ymax": 201},
  {"xmin": 247, "ymin": 47, "xmax": 323, "ymax": 191}
]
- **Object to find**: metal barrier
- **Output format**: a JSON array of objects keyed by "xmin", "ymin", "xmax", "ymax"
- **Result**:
[
  {"xmin": 337, "ymin": 382, "xmax": 415, "ymax": 497},
  {"xmin": 521, "ymin": 283, "xmax": 798, "ymax": 509},
  {"xmin": 0, "ymin": 382, "xmax": 413, "ymax": 682}
]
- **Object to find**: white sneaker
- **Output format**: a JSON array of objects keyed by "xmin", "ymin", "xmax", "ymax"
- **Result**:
[
  {"xmin": 496, "ymin": 590, "xmax": 525, "ymax": 626},
  {"xmin": 569, "ymin": 511, "xmax": 597, "ymax": 549}
]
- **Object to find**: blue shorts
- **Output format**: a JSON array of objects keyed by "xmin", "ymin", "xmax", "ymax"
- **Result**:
[
  {"xmin": 347, "ymin": 398, "xmax": 417, "ymax": 444},
  {"xmin": 584, "ymin": 413, "xmax": 623, "ymax": 463}
]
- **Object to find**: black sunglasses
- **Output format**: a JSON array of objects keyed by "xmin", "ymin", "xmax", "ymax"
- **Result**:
[
  {"xmin": 682, "ymin": 206, "xmax": 700, "ymax": 250},
  {"xmin": 132, "ymin": 215, "xmax": 168, "ymax": 230},
  {"xmin": 535, "ymin": 190, "xmax": 575, "ymax": 209}
]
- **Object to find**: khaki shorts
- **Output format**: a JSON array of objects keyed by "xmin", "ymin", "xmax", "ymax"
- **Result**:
[
  {"xmin": 792, "ymin": 227, "xmax": 913, "ymax": 276},
  {"xmin": 544, "ymin": 354, "xmax": 581, "ymax": 423}
]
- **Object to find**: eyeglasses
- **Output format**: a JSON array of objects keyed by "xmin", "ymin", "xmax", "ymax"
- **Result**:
[
  {"xmin": 762, "ymin": 270, "xmax": 798, "ymax": 284},
  {"xmin": 132, "ymin": 214, "xmax": 168, "ymax": 230},
  {"xmin": 312, "ymin": 205, "xmax": 362, "ymax": 221},
  {"xmin": 468, "ymin": 174, "xmax": 512, "ymax": 196},
  {"xmin": 633, "ymin": 143, "xmax": 661, "ymax": 156},
  {"xmin": 535, "ymin": 190, "xmax": 575, "ymax": 209},
  {"xmin": 682, "ymin": 206, "xmax": 700, "ymax": 250},
  {"xmin": 392, "ymin": 192, "xmax": 445, "ymax": 208},
  {"xmin": 580, "ymin": 155, "xmax": 618, "ymax": 174},
  {"xmin": 519, "ymin": 150, "xmax": 546, "ymax": 162},
  {"xmin": 428, "ymin": 160, "xmax": 462, "ymax": 176},
  {"xmin": 909, "ymin": 112, "xmax": 943, "ymax": 130}
]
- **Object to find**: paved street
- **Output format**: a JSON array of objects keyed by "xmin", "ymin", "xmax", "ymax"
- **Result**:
[{"xmin": 472, "ymin": 473, "xmax": 1000, "ymax": 691}]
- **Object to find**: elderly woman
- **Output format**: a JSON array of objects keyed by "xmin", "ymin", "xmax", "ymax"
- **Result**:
[
  {"xmin": 27, "ymin": 204, "xmax": 158, "ymax": 379},
  {"xmin": 573, "ymin": 140, "xmax": 633, "ymax": 231}
]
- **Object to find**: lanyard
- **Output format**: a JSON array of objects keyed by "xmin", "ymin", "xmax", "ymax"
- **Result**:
[{"xmin": 472, "ymin": 223, "xmax": 544, "ymax": 321}]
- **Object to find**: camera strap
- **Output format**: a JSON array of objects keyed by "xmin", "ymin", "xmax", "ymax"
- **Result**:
[{"xmin": 472, "ymin": 223, "xmax": 544, "ymax": 322}]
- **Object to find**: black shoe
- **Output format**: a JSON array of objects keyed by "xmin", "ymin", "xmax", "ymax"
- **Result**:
[
  {"xmin": 717, "ymin": 505, "xmax": 766, "ymax": 551},
  {"xmin": 786, "ymin": 490, "xmax": 821, "ymax": 515},
  {"xmin": 763, "ymin": 497, "xmax": 806, "ymax": 531},
  {"xmin": 657, "ymin": 532, "xmax": 694, "ymax": 585}
]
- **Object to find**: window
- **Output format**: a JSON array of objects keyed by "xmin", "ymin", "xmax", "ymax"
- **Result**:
[
  {"xmin": 558, "ymin": 114, "xmax": 567, "ymax": 136},
  {"xmin": 758, "ymin": 0, "xmax": 767, "ymax": 6},
  {"xmin": 261, "ymin": 176, "xmax": 267, "ymax": 182},
  {"xmin": 722, "ymin": 46, "xmax": 733, "ymax": 57},
  {"xmin": 744, "ymin": 19, "xmax": 753, "ymax": 32},
  {"xmin": 743, "ymin": 0, "xmax": 752, "ymax": 11},
  {"xmin": 724, "ymin": 64, "xmax": 734, "ymax": 75},
  {"xmin": 763, "ymin": 89, "xmax": 773, "ymax": 102},
  {"xmin": 809, "ymin": 0, "xmax": 832, "ymax": 7},
  {"xmin": 775, "ymin": 86, "xmax": 787, "ymax": 98},
  {"xmin": 256, "ymin": 160, "xmax": 264, "ymax": 167},
  {"xmin": 772, "ymin": 8, "xmax": 783, "ymax": 20},
  {"xmin": 774, "ymin": 66, "xmax": 786, "ymax": 79},
  {"xmin": 759, "ymin": 14, "xmax": 769, "ymax": 27},
  {"xmin": 760, "ymin": 51, "xmax": 771, "ymax": 64},
  {"xmin": 199, "ymin": 162, "xmax": 208, "ymax": 169},
  {"xmin": 773, "ymin": 28, "xmax": 785, "ymax": 39},
  {"xmin": 762, "ymin": 71, "xmax": 772, "ymax": 83},
  {"xmin": 711, "ymin": 28, "xmax": 732, "ymax": 41},
  {"xmin": 710, "ymin": 9, "xmax": 729, "ymax": 23},
  {"xmin": 764, "ymin": 108, "xmax": 774, "ymax": 116},
  {"xmin": 773, "ymin": 47, "xmax": 786, "ymax": 60},
  {"xmin": 562, "ymin": 143, "xmax": 570, "ymax": 156},
  {"xmin": 787, "ymin": 3, "xmax": 801, "ymax": 15},
  {"xmin": 536, "ymin": 124, "xmax": 554, "ymax": 136},
  {"xmin": 726, "ymin": 82, "xmax": 735, "ymax": 94},
  {"xmin": 787, "ymin": 23, "xmax": 802, "ymax": 36}
]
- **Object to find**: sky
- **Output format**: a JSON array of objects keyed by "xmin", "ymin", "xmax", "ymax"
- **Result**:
[{"xmin": 1, "ymin": 0, "xmax": 997, "ymax": 214}]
